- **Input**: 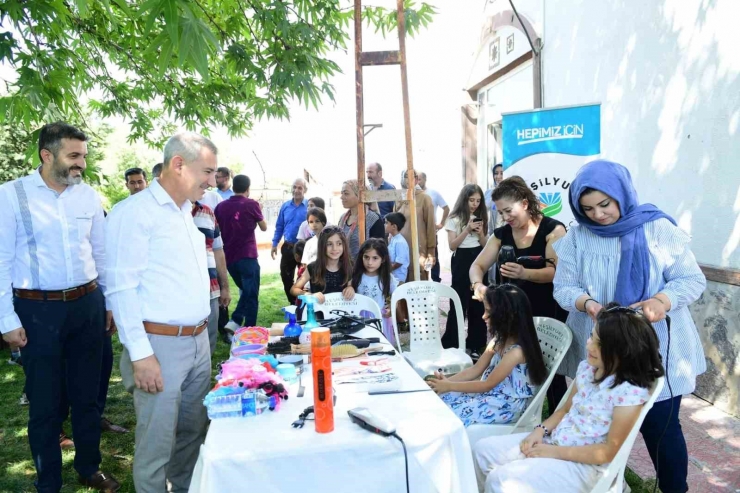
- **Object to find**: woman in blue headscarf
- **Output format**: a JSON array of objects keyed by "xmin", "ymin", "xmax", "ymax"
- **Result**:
[{"xmin": 553, "ymin": 160, "xmax": 706, "ymax": 493}]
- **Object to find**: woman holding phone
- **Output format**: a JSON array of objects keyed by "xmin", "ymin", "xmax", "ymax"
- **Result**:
[
  {"xmin": 468, "ymin": 177, "xmax": 568, "ymax": 407},
  {"xmin": 442, "ymin": 184, "xmax": 489, "ymax": 356}
]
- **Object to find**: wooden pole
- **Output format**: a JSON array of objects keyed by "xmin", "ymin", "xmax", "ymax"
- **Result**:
[
  {"xmin": 397, "ymin": 0, "xmax": 420, "ymax": 281},
  {"xmin": 354, "ymin": 0, "xmax": 367, "ymax": 244}
]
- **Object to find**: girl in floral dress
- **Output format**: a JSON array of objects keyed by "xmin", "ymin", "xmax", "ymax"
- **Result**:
[
  {"xmin": 473, "ymin": 303, "xmax": 665, "ymax": 493},
  {"xmin": 428, "ymin": 284, "xmax": 547, "ymax": 427}
]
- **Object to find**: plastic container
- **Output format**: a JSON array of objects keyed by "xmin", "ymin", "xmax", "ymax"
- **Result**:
[
  {"xmin": 205, "ymin": 390, "xmax": 270, "ymax": 419},
  {"xmin": 231, "ymin": 343, "xmax": 267, "ymax": 357},
  {"xmin": 206, "ymin": 394, "xmax": 244, "ymax": 419},
  {"xmin": 283, "ymin": 309, "xmax": 302, "ymax": 338},
  {"xmin": 297, "ymin": 295, "xmax": 320, "ymax": 345},
  {"xmin": 276, "ymin": 363, "xmax": 298, "ymax": 384}
]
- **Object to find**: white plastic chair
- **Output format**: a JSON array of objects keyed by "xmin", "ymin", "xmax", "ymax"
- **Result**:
[
  {"xmin": 575, "ymin": 376, "xmax": 665, "ymax": 493},
  {"xmin": 466, "ymin": 317, "xmax": 573, "ymax": 447},
  {"xmin": 390, "ymin": 281, "xmax": 473, "ymax": 377},
  {"xmin": 299, "ymin": 293, "xmax": 382, "ymax": 321}
]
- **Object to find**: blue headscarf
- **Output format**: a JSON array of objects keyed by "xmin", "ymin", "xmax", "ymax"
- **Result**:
[{"xmin": 569, "ymin": 160, "xmax": 676, "ymax": 306}]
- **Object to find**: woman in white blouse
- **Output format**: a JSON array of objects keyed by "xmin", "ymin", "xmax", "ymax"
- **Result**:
[{"xmin": 553, "ymin": 160, "xmax": 706, "ymax": 493}]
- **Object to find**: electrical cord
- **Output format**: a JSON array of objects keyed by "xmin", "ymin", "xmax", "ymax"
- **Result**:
[
  {"xmin": 391, "ymin": 432, "xmax": 410, "ymax": 493},
  {"xmin": 652, "ymin": 315, "xmax": 673, "ymax": 493}
]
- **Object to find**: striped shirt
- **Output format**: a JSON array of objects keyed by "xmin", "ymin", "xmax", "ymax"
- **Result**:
[
  {"xmin": 553, "ymin": 219, "xmax": 706, "ymax": 402},
  {"xmin": 192, "ymin": 202, "xmax": 223, "ymax": 299}
]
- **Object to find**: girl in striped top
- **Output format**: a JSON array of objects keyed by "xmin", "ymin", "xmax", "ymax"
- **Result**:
[{"xmin": 553, "ymin": 160, "xmax": 706, "ymax": 493}]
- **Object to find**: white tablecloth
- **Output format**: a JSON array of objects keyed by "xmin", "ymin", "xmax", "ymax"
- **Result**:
[{"xmin": 189, "ymin": 327, "xmax": 477, "ymax": 493}]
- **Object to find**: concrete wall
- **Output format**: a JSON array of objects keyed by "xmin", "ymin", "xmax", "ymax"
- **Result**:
[
  {"xmin": 690, "ymin": 281, "xmax": 740, "ymax": 417},
  {"xmin": 542, "ymin": 0, "xmax": 740, "ymax": 270}
]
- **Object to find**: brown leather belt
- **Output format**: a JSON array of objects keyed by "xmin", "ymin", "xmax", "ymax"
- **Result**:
[
  {"xmin": 13, "ymin": 280, "xmax": 98, "ymax": 302},
  {"xmin": 143, "ymin": 319, "xmax": 208, "ymax": 337}
]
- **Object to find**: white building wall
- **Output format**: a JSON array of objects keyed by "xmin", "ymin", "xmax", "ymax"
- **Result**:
[{"xmin": 543, "ymin": 0, "xmax": 740, "ymax": 269}]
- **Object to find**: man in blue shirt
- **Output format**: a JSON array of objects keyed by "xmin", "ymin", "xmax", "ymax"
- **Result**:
[
  {"xmin": 215, "ymin": 166, "xmax": 235, "ymax": 200},
  {"xmin": 366, "ymin": 162, "xmax": 396, "ymax": 218},
  {"xmin": 271, "ymin": 178, "xmax": 308, "ymax": 303}
]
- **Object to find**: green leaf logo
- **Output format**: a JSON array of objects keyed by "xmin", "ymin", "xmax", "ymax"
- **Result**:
[{"xmin": 540, "ymin": 192, "xmax": 563, "ymax": 217}]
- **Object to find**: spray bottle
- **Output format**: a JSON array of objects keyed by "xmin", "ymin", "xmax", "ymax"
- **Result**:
[
  {"xmin": 282, "ymin": 308, "xmax": 302, "ymax": 338},
  {"xmin": 297, "ymin": 294, "xmax": 320, "ymax": 345}
]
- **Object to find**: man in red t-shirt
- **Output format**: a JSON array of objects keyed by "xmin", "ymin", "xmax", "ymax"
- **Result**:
[{"xmin": 214, "ymin": 175, "xmax": 267, "ymax": 331}]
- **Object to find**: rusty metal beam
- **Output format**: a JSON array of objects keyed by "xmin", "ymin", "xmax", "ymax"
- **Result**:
[
  {"xmin": 354, "ymin": 0, "xmax": 366, "ymax": 244},
  {"xmin": 397, "ymin": 0, "xmax": 420, "ymax": 281},
  {"xmin": 361, "ymin": 189, "xmax": 408, "ymax": 203},
  {"xmin": 359, "ymin": 50, "xmax": 401, "ymax": 66}
]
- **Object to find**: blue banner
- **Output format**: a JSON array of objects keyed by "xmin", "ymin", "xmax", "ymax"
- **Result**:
[{"xmin": 502, "ymin": 104, "xmax": 601, "ymax": 169}]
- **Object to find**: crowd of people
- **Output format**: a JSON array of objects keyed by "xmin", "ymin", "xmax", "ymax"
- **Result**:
[{"xmin": 0, "ymin": 121, "xmax": 708, "ymax": 493}]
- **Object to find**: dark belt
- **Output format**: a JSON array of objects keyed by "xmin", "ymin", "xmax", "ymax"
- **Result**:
[
  {"xmin": 13, "ymin": 280, "xmax": 98, "ymax": 302},
  {"xmin": 143, "ymin": 319, "xmax": 208, "ymax": 337}
]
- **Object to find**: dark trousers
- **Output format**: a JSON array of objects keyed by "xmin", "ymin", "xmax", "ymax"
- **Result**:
[
  {"xmin": 218, "ymin": 305, "xmax": 230, "ymax": 335},
  {"xmin": 431, "ymin": 242, "xmax": 441, "ymax": 283},
  {"xmin": 228, "ymin": 257, "xmax": 261, "ymax": 327},
  {"xmin": 16, "ymin": 289, "xmax": 105, "ymax": 493},
  {"xmin": 59, "ymin": 332, "xmax": 113, "ymax": 427},
  {"xmin": 279, "ymin": 242, "xmax": 298, "ymax": 304},
  {"xmin": 442, "ymin": 246, "xmax": 487, "ymax": 352},
  {"xmin": 640, "ymin": 395, "xmax": 688, "ymax": 493}
]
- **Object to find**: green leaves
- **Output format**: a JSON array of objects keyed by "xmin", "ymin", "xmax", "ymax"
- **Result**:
[{"xmin": 0, "ymin": 0, "xmax": 436, "ymax": 146}]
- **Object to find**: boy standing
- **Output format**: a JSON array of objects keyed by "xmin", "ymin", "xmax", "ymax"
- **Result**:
[
  {"xmin": 385, "ymin": 212, "xmax": 410, "ymax": 284},
  {"xmin": 214, "ymin": 175, "xmax": 267, "ymax": 331}
]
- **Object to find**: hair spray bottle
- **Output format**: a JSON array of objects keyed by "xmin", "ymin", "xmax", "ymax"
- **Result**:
[{"xmin": 311, "ymin": 327, "xmax": 334, "ymax": 433}]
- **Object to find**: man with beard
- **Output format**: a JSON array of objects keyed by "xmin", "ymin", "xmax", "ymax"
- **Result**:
[
  {"xmin": 0, "ymin": 122, "xmax": 119, "ymax": 492},
  {"xmin": 106, "ymin": 132, "xmax": 216, "ymax": 492},
  {"xmin": 271, "ymin": 178, "xmax": 308, "ymax": 304}
]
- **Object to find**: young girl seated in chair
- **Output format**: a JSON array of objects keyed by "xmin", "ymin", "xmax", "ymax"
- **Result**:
[
  {"xmin": 473, "ymin": 303, "xmax": 665, "ymax": 493},
  {"xmin": 428, "ymin": 284, "xmax": 547, "ymax": 427}
]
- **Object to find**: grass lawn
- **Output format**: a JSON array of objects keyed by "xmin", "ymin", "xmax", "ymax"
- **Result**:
[
  {"xmin": 0, "ymin": 272, "xmax": 652, "ymax": 492},
  {"xmin": 0, "ymin": 273, "xmax": 285, "ymax": 493}
]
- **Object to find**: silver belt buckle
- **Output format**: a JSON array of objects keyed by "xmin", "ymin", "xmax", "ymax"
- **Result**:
[
  {"xmin": 193, "ymin": 319, "xmax": 208, "ymax": 337},
  {"xmin": 62, "ymin": 287, "xmax": 77, "ymax": 302}
]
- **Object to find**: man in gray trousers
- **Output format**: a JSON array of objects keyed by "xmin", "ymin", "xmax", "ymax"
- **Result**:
[{"xmin": 106, "ymin": 132, "xmax": 218, "ymax": 492}]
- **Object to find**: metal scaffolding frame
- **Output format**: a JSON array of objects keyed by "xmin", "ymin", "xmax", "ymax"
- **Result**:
[{"xmin": 354, "ymin": 0, "xmax": 420, "ymax": 281}]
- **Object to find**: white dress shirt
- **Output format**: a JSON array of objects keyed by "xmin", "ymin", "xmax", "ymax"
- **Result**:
[
  {"xmin": 105, "ymin": 179, "xmax": 211, "ymax": 361},
  {"xmin": 0, "ymin": 167, "xmax": 107, "ymax": 334}
]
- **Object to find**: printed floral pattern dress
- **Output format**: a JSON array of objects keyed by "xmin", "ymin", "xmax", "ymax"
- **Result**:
[{"xmin": 441, "ymin": 345, "xmax": 536, "ymax": 427}]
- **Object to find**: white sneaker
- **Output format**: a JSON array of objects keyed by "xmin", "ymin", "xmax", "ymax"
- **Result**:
[{"xmin": 224, "ymin": 320, "xmax": 241, "ymax": 332}]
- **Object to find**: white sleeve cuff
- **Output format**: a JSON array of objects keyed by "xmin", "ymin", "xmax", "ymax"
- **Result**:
[
  {"xmin": 1, "ymin": 312, "xmax": 23, "ymax": 334},
  {"xmin": 127, "ymin": 339, "xmax": 155, "ymax": 362}
]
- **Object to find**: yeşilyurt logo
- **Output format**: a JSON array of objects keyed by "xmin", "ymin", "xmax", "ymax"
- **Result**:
[{"xmin": 540, "ymin": 192, "xmax": 563, "ymax": 217}]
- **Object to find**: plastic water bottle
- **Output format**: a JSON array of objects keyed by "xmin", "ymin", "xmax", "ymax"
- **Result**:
[{"xmin": 206, "ymin": 394, "xmax": 243, "ymax": 419}]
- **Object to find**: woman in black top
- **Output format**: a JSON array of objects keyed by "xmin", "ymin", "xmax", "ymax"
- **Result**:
[{"xmin": 468, "ymin": 176, "xmax": 568, "ymax": 411}]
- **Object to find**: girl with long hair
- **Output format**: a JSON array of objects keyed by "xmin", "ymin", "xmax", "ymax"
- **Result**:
[
  {"xmin": 290, "ymin": 226, "xmax": 354, "ymax": 304},
  {"xmin": 441, "ymin": 184, "xmax": 489, "ymax": 355},
  {"xmin": 351, "ymin": 238, "xmax": 399, "ymax": 345},
  {"xmin": 429, "ymin": 284, "xmax": 547, "ymax": 427},
  {"xmin": 473, "ymin": 303, "xmax": 665, "ymax": 493}
]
